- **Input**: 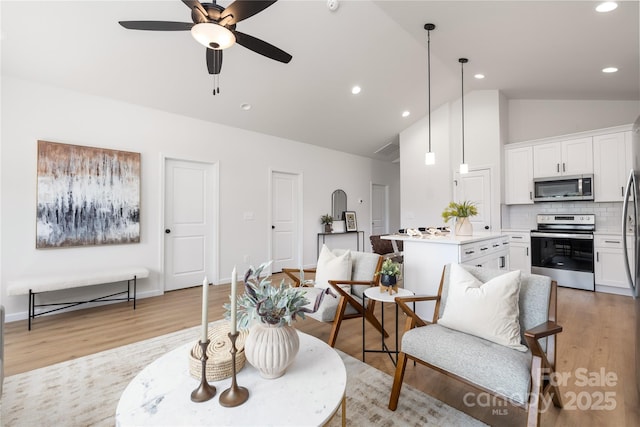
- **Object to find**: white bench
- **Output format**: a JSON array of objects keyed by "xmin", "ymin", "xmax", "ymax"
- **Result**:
[{"xmin": 7, "ymin": 267, "xmax": 149, "ymax": 330}]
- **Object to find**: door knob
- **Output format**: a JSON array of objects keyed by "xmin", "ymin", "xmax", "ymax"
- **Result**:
[
  {"xmin": 272, "ymin": 225, "xmax": 275, "ymax": 229},
  {"xmin": 484, "ymin": 225, "xmax": 490, "ymax": 230},
  {"xmin": 165, "ymin": 229, "xmax": 171, "ymax": 234}
]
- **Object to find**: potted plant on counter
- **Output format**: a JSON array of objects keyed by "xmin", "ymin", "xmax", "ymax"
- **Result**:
[
  {"xmin": 320, "ymin": 214, "xmax": 333, "ymax": 233},
  {"xmin": 441, "ymin": 201, "xmax": 478, "ymax": 236}
]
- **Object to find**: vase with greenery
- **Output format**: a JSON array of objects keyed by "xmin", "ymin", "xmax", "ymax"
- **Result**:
[
  {"xmin": 376, "ymin": 258, "xmax": 401, "ymax": 287},
  {"xmin": 224, "ymin": 262, "xmax": 334, "ymax": 378},
  {"xmin": 320, "ymin": 213, "xmax": 333, "ymax": 233},
  {"xmin": 441, "ymin": 201, "xmax": 478, "ymax": 236}
]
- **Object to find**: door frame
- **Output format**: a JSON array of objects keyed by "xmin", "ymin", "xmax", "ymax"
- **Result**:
[
  {"xmin": 453, "ymin": 164, "xmax": 498, "ymax": 232},
  {"xmin": 370, "ymin": 182, "xmax": 389, "ymax": 236},
  {"xmin": 268, "ymin": 169, "xmax": 303, "ymax": 273},
  {"xmin": 159, "ymin": 154, "xmax": 220, "ymax": 290}
]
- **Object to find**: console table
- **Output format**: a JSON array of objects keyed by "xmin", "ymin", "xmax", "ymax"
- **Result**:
[
  {"xmin": 317, "ymin": 231, "xmax": 365, "ymax": 257},
  {"xmin": 116, "ymin": 331, "xmax": 346, "ymax": 426}
]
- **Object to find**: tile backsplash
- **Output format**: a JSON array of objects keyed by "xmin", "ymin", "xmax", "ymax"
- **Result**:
[{"xmin": 503, "ymin": 201, "xmax": 625, "ymax": 232}]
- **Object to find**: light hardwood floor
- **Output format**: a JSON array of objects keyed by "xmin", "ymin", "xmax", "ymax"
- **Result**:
[{"xmin": 4, "ymin": 276, "xmax": 640, "ymax": 426}]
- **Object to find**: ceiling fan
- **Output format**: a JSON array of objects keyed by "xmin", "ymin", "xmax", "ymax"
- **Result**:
[{"xmin": 119, "ymin": 0, "xmax": 292, "ymax": 94}]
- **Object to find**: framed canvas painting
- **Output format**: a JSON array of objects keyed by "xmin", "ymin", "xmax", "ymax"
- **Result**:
[{"xmin": 36, "ymin": 140, "xmax": 141, "ymax": 248}]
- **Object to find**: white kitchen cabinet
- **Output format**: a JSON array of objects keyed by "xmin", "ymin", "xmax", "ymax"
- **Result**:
[
  {"xmin": 504, "ymin": 146, "xmax": 534, "ymax": 205},
  {"xmin": 595, "ymin": 234, "xmax": 634, "ymax": 291},
  {"xmin": 390, "ymin": 233, "xmax": 509, "ymax": 318},
  {"xmin": 460, "ymin": 236, "xmax": 509, "ymax": 270},
  {"xmin": 506, "ymin": 232, "xmax": 531, "ymax": 274},
  {"xmin": 533, "ymin": 137, "xmax": 593, "ymax": 178},
  {"xmin": 593, "ymin": 131, "xmax": 631, "ymax": 202}
]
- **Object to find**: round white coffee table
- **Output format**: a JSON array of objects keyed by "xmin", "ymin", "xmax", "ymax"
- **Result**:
[{"xmin": 116, "ymin": 331, "xmax": 346, "ymax": 426}]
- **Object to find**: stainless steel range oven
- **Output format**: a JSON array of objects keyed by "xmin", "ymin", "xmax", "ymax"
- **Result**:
[{"xmin": 531, "ymin": 214, "xmax": 595, "ymax": 291}]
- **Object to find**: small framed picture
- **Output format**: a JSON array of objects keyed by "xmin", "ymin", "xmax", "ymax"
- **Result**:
[{"xmin": 344, "ymin": 211, "xmax": 357, "ymax": 232}]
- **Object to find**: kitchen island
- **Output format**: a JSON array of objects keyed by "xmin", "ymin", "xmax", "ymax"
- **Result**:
[{"xmin": 382, "ymin": 232, "xmax": 509, "ymax": 318}]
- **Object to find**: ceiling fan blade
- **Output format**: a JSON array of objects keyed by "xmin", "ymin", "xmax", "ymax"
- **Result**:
[
  {"xmin": 119, "ymin": 21, "xmax": 193, "ymax": 31},
  {"xmin": 221, "ymin": 0, "xmax": 277, "ymax": 25},
  {"xmin": 181, "ymin": 0, "xmax": 208, "ymax": 17},
  {"xmin": 206, "ymin": 48, "xmax": 223, "ymax": 75},
  {"xmin": 234, "ymin": 31, "xmax": 292, "ymax": 63}
]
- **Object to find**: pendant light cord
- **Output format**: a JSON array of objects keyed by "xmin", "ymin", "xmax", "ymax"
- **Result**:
[
  {"xmin": 427, "ymin": 28, "xmax": 432, "ymax": 153},
  {"xmin": 459, "ymin": 58, "xmax": 468, "ymax": 164}
]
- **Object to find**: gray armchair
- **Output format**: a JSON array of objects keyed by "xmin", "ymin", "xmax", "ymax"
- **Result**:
[{"xmin": 389, "ymin": 264, "xmax": 563, "ymax": 427}]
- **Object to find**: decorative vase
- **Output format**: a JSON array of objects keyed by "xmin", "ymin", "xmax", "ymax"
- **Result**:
[
  {"xmin": 244, "ymin": 323, "xmax": 300, "ymax": 379},
  {"xmin": 324, "ymin": 224, "xmax": 332, "ymax": 233},
  {"xmin": 455, "ymin": 217, "xmax": 473, "ymax": 236},
  {"xmin": 380, "ymin": 274, "xmax": 397, "ymax": 287}
]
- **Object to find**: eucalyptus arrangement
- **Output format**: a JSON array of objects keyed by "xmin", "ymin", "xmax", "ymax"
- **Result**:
[
  {"xmin": 225, "ymin": 262, "xmax": 334, "ymax": 329},
  {"xmin": 441, "ymin": 201, "xmax": 478, "ymax": 223}
]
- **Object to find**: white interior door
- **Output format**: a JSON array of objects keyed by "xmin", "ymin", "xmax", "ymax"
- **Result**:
[
  {"xmin": 271, "ymin": 171, "xmax": 300, "ymax": 272},
  {"xmin": 454, "ymin": 168, "xmax": 491, "ymax": 231},
  {"xmin": 371, "ymin": 183, "xmax": 388, "ymax": 236},
  {"xmin": 164, "ymin": 159, "xmax": 216, "ymax": 291}
]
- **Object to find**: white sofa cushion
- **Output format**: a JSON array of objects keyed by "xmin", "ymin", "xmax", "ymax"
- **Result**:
[{"xmin": 438, "ymin": 263, "xmax": 526, "ymax": 351}]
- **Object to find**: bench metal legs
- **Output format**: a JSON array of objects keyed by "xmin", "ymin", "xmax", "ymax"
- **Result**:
[{"xmin": 27, "ymin": 275, "xmax": 138, "ymax": 330}]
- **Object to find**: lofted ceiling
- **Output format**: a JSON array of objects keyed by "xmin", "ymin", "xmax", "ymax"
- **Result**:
[{"xmin": 2, "ymin": 1, "xmax": 638, "ymax": 162}]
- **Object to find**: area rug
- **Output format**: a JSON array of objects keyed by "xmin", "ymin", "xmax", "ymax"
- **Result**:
[{"xmin": 1, "ymin": 325, "xmax": 486, "ymax": 427}]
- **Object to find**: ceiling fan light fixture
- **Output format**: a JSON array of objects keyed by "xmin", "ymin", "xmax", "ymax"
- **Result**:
[{"xmin": 191, "ymin": 23, "xmax": 236, "ymax": 50}]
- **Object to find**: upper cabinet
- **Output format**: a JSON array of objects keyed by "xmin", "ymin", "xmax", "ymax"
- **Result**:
[
  {"xmin": 593, "ymin": 131, "xmax": 631, "ymax": 202},
  {"xmin": 532, "ymin": 137, "xmax": 593, "ymax": 178},
  {"xmin": 504, "ymin": 146, "xmax": 534, "ymax": 204}
]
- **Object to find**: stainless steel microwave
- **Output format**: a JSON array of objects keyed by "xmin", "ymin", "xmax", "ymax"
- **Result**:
[{"xmin": 533, "ymin": 174, "xmax": 594, "ymax": 202}]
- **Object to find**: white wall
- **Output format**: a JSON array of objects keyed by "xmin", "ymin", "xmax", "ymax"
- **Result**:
[
  {"xmin": 508, "ymin": 99, "xmax": 640, "ymax": 143},
  {"xmin": 399, "ymin": 103, "xmax": 451, "ymax": 228},
  {"xmin": 400, "ymin": 90, "xmax": 505, "ymax": 231},
  {"xmin": 0, "ymin": 76, "xmax": 400, "ymax": 320}
]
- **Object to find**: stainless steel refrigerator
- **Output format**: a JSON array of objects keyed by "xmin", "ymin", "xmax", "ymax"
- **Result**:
[{"xmin": 622, "ymin": 114, "xmax": 640, "ymax": 394}]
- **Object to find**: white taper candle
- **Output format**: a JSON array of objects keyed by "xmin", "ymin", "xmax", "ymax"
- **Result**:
[
  {"xmin": 230, "ymin": 267, "xmax": 237, "ymax": 334},
  {"xmin": 201, "ymin": 276, "xmax": 209, "ymax": 342}
]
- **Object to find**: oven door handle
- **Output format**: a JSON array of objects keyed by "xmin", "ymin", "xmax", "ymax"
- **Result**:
[{"xmin": 530, "ymin": 232, "xmax": 594, "ymax": 240}]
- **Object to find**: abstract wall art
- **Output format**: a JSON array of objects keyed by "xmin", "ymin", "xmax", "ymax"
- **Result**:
[{"xmin": 36, "ymin": 140, "xmax": 141, "ymax": 248}]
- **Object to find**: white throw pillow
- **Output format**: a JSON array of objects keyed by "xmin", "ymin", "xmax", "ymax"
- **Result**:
[
  {"xmin": 438, "ymin": 264, "xmax": 527, "ymax": 352},
  {"xmin": 315, "ymin": 245, "xmax": 352, "ymax": 293}
]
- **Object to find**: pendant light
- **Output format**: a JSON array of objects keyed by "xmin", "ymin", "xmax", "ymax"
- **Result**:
[
  {"xmin": 459, "ymin": 58, "xmax": 469, "ymax": 174},
  {"xmin": 424, "ymin": 23, "xmax": 436, "ymax": 165}
]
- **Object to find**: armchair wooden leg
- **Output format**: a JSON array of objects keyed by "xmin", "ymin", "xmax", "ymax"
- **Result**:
[
  {"xmin": 328, "ymin": 296, "xmax": 349, "ymax": 348},
  {"xmin": 527, "ymin": 355, "xmax": 543, "ymax": 427},
  {"xmin": 388, "ymin": 351, "xmax": 408, "ymax": 411}
]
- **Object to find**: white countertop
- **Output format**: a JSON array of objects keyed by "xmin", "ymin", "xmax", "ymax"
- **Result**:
[{"xmin": 382, "ymin": 231, "xmax": 506, "ymax": 246}]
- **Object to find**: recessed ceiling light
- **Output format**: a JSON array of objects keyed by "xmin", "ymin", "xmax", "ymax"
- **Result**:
[
  {"xmin": 596, "ymin": 2, "xmax": 618, "ymax": 12},
  {"xmin": 402, "ymin": 111, "xmax": 410, "ymax": 118},
  {"xmin": 602, "ymin": 67, "xmax": 618, "ymax": 73},
  {"xmin": 351, "ymin": 86, "xmax": 361, "ymax": 95},
  {"xmin": 240, "ymin": 103, "xmax": 252, "ymax": 110},
  {"xmin": 474, "ymin": 74, "xmax": 485, "ymax": 79}
]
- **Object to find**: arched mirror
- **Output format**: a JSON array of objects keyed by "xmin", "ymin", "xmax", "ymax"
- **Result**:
[{"xmin": 332, "ymin": 189, "xmax": 347, "ymax": 220}]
